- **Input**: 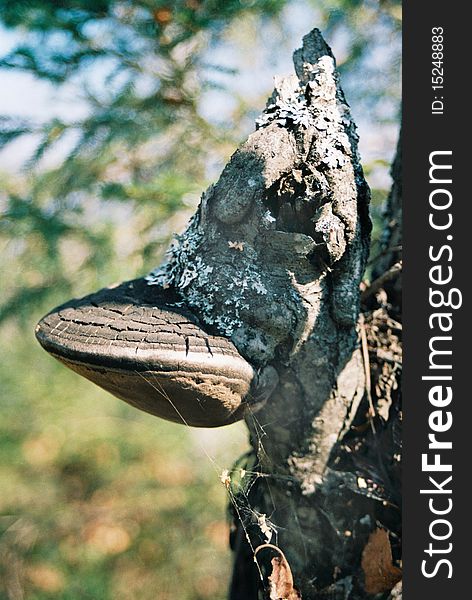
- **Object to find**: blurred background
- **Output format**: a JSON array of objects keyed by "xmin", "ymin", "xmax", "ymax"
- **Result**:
[{"xmin": 0, "ymin": 1, "xmax": 401, "ymax": 598}]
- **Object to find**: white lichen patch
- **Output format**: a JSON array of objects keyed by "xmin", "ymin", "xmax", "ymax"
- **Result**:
[
  {"xmin": 146, "ymin": 212, "xmax": 203, "ymax": 290},
  {"xmin": 252, "ymin": 280, "xmax": 267, "ymax": 295},
  {"xmin": 255, "ymin": 54, "xmax": 352, "ymax": 171},
  {"xmin": 255, "ymin": 83, "xmax": 313, "ymax": 130},
  {"xmin": 263, "ymin": 210, "xmax": 277, "ymax": 225},
  {"xmin": 305, "ymin": 56, "xmax": 337, "ymax": 101},
  {"xmin": 147, "ymin": 211, "xmax": 273, "ymax": 341}
]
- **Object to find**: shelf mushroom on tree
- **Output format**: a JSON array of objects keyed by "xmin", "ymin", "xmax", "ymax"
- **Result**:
[{"xmin": 36, "ymin": 29, "xmax": 402, "ymax": 600}]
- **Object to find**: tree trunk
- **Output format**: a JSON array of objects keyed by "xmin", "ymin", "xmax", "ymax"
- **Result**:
[{"xmin": 147, "ymin": 29, "xmax": 402, "ymax": 599}]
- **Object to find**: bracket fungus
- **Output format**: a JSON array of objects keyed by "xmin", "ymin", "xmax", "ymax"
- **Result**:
[
  {"xmin": 35, "ymin": 28, "xmax": 366, "ymax": 441},
  {"xmin": 35, "ymin": 277, "xmax": 264, "ymax": 428}
]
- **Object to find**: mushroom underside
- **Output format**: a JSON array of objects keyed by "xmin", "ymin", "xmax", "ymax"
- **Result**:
[{"xmin": 35, "ymin": 278, "xmax": 255, "ymax": 427}]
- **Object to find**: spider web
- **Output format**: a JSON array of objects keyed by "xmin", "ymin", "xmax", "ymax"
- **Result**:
[{"xmin": 132, "ymin": 363, "xmax": 306, "ymax": 590}]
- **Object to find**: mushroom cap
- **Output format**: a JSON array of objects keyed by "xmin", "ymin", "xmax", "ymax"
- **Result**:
[{"xmin": 35, "ymin": 278, "xmax": 255, "ymax": 427}]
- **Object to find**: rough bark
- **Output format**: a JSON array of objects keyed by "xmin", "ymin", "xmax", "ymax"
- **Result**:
[{"xmin": 144, "ymin": 29, "xmax": 403, "ymax": 599}]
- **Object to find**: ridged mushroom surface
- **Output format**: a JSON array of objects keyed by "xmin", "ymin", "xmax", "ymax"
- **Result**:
[{"xmin": 35, "ymin": 278, "xmax": 255, "ymax": 427}]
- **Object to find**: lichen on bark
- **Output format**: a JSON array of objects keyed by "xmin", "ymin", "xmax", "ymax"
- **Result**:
[
  {"xmin": 147, "ymin": 28, "xmax": 378, "ymax": 598},
  {"xmin": 147, "ymin": 28, "xmax": 370, "ymax": 358}
]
